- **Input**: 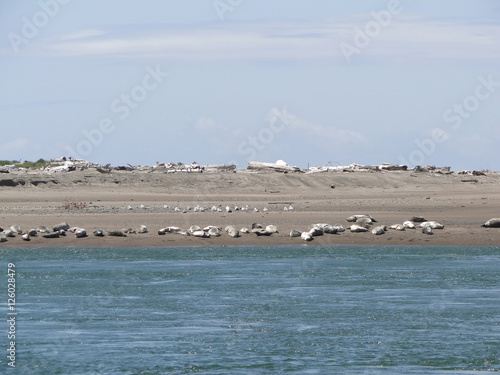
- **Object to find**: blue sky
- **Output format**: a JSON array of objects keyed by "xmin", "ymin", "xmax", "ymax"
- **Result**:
[{"xmin": 1, "ymin": 0, "xmax": 499, "ymax": 170}]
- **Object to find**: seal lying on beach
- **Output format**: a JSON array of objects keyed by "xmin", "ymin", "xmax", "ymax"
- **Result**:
[
  {"xmin": 403, "ymin": 221, "xmax": 416, "ymax": 229},
  {"xmin": 93, "ymin": 229, "xmax": 104, "ymax": 237},
  {"xmin": 53, "ymin": 222, "xmax": 70, "ymax": 232},
  {"xmin": 371, "ymin": 226, "xmax": 386, "ymax": 235},
  {"xmin": 389, "ymin": 224, "xmax": 405, "ymax": 231},
  {"xmin": 189, "ymin": 225, "xmax": 202, "ymax": 233},
  {"xmin": 333, "ymin": 225, "xmax": 345, "ymax": 233},
  {"xmin": 346, "ymin": 214, "xmax": 377, "ymax": 223},
  {"xmin": 4, "ymin": 229, "xmax": 15, "ymax": 238},
  {"xmin": 301, "ymin": 232, "xmax": 313, "ymax": 241},
  {"xmin": 308, "ymin": 227, "xmax": 323, "ymax": 236},
  {"xmin": 420, "ymin": 221, "xmax": 444, "ymax": 230},
  {"xmin": 75, "ymin": 228, "xmax": 87, "ymax": 238},
  {"xmin": 265, "ymin": 225, "xmax": 278, "ymax": 234},
  {"xmin": 481, "ymin": 218, "xmax": 500, "ymax": 228},
  {"xmin": 158, "ymin": 227, "xmax": 183, "ymax": 235},
  {"xmin": 10, "ymin": 225, "xmax": 22, "ymax": 234},
  {"xmin": 313, "ymin": 224, "xmax": 337, "ymax": 234},
  {"xmin": 422, "ymin": 226, "xmax": 433, "ymax": 235},
  {"xmin": 356, "ymin": 217, "xmax": 374, "ymax": 226},
  {"xmin": 411, "ymin": 216, "xmax": 427, "ymax": 223},
  {"xmin": 108, "ymin": 230, "xmax": 127, "ymax": 237},
  {"xmin": 192, "ymin": 230, "xmax": 209, "ymax": 238},
  {"xmin": 225, "ymin": 226, "xmax": 240, "ymax": 238},
  {"xmin": 208, "ymin": 227, "xmax": 221, "ymax": 237},
  {"xmin": 350, "ymin": 225, "xmax": 368, "ymax": 233}
]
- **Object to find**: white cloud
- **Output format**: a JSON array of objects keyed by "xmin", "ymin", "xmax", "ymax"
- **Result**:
[
  {"xmin": 0, "ymin": 138, "xmax": 42, "ymax": 159},
  {"xmin": 1, "ymin": 138, "xmax": 38, "ymax": 153},
  {"xmin": 195, "ymin": 116, "xmax": 217, "ymax": 131},
  {"xmin": 286, "ymin": 116, "xmax": 369, "ymax": 145},
  {"xmin": 6, "ymin": 17, "xmax": 498, "ymax": 62},
  {"xmin": 59, "ymin": 29, "xmax": 106, "ymax": 41}
]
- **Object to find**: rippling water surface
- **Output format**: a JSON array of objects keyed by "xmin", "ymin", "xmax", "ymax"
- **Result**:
[{"xmin": 1, "ymin": 245, "xmax": 499, "ymax": 374}]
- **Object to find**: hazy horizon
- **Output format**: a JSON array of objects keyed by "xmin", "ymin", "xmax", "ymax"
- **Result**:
[{"xmin": 1, "ymin": 1, "xmax": 499, "ymax": 171}]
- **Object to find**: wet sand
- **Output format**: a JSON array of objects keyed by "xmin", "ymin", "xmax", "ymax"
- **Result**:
[{"xmin": 1, "ymin": 169, "xmax": 500, "ymax": 247}]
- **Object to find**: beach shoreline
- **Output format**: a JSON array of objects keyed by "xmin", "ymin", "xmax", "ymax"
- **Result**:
[{"xmin": 1, "ymin": 168, "xmax": 500, "ymax": 247}]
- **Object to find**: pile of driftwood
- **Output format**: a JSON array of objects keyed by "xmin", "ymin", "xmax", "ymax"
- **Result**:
[{"xmin": 247, "ymin": 160, "xmax": 301, "ymax": 173}]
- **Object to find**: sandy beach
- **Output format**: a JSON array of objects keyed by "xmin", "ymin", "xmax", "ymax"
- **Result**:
[{"xmin": 1, "ymin": 168, "xmax": 500, "ymax": 247}]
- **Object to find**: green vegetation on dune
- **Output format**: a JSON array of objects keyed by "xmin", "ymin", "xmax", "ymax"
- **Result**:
[
  {"xmin": 0, "ymin": 160, "xmax": 18, "ymax": 166},
  {"xmin": 0, "ymin": 158, "xmax": 57, "ymax": 169}
]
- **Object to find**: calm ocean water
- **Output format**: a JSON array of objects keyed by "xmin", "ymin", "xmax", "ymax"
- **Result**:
[{"xmin": 0, "ymin": 245, "xmax": 499, "ymax": 374}]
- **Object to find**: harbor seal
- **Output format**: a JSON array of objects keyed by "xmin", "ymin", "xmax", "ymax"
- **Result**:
[
  {"xmin": 107, "ymin": 230, "xmax": 127, "ymax": 237},
  {"xmin": 37, "ymin": 226, "xmax": 50, "ymax": 233},
  {"xmin": 190, "ymin": 225, "xmax": 202, "ymax": 233},
  {"xmin": 312, "ymin": 223, "xmax": 337, "ymax": 234},
  {"xmin": 301, "ymin": 232, "xmax": 313, "ymax": 241},
  {"xmin": 53, "ymin": 222, "xmax": 70, "ymax": 232},
  {"xmin": 346, "ymin": 214, "xmax": 376, "ymax": 223},
  {"xmin": 93, "ymin": 229, "xmax": 104, "ymax": 237},
  {"xmin": 265, "ymin": 225, "xmax": 278, "ymax": 234},
  {"xmin": 403, "ymin": 221, "xmax": 416, "ymax": 229},
  {"xmin": 4, "ymin": 229, "xmax": 15, "ymax": 238},
  {"xmin": 208, "ymin": 227, "xmax": 221, "ymax": 237},
  {"xmin": 290, "ymin": 229, "xmax": 302, "ymax": 237},
  {"xmin": 389, "ymin": 224, "xmax": 405, "ymax": 231},
  {"xmin": 75, "ymin": 228, "xmax": 87, "ymax": 238},
  {"xmin": 356, "ymin": 217, "xmax": 374, "ymax": 225},
  {"xmin": 411, "ymin": 216, "xmax": 427, "ymax": 223},
  {"xmin": 422, "ymin": 226, "xmax": 433, "ymax": 235},
  {"xmin": 204, "ymin": 225, "xmax": 221, "ymax": 232},
  {"xmin": 308, "ymin": 227, "xmax": 324, "ymax": 237},
  {"xmin": 10, "ymin": 225, "xmax": 22, "ymax": 234},
  {"xmin": 481, "ymin": 218, "xmax": 500, "ymax": 228},
  {"xmin": 227, "ymin": 227, "xmax": 240, "ymax": 238},
  {"xmin": 323, "ymin": 225, "xmax": 337, "ymax": 234},
  {"xmin": 420, "ymin": 221, "xmax": 444, "ymax": 230},
  {"xmin": 158, "ymin": 227, "xmax": 183, "ymax": 235},
  {"xmin": 350, "ymin": 225, "xmax": 368, "ymax": 233},
  {"xmin": 333, "ymin": 225, "xmax": 345, "ymax": 233},
  {"xmin": 371, "ymin": 226, "xmax": 386, "ymax": 235},
  {"xmin": 192, "ymin": 230, "xmax": 209, "ymax": 238}
]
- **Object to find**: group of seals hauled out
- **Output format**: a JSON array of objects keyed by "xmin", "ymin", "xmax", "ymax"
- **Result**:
[
  {"xmin": 287, "ymin": 214, "xmax": 451, "ymax": 241},
  {"xmin": 1, "ymin": 217, "xmax": 499, "ymax": 243}
]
